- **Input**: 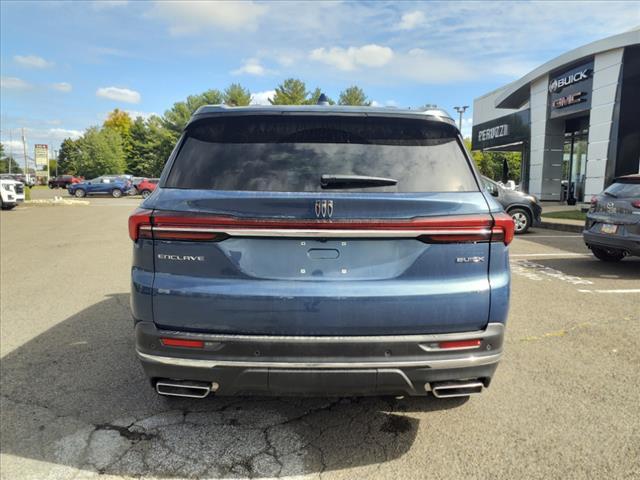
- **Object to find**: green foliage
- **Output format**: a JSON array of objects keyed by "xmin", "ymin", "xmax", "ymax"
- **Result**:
[
  {"xmin": 223, "ymin": 83, "xmax": 251, "ymax": 106},
  {"xmin": 270, "ymin": 79, "xmax": 308, "ymax": 105},
  {"xmin": 72, "ymin": 127, "xmax": 126, "ymax": 178},
  {"xmin": 0, "ymin": 144, "xmax": 22, "ymax": 173},
  {"xmin": 464, "ymin": 138, "xmax": 522, "ymax": 184},
  {"xmin": 162, "ymin": 89, "xmax": 224, "ymax": 136},
  {"xmin": 338, "ymin": 86, "xmax": 370, "ymax": 106},
  {"xmin": 57, "ymin": 138, "xmax": 82, "ymax": 175}
]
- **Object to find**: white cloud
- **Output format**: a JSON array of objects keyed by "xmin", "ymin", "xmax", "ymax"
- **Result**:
[
  {"xmin": 1, "ymin": 76, "xmax": 32, "ymax": 89},
  {"xmin": 232, "ymin": 58, "xmax": 266, "ymax": 76},
  {"xmin": 276, "ymin": 54, "xmax": 294, "ymax": 67},
  {"xmin": 51, "ymin": 82, "xmax": 72, "ymax": 92},
  {"xmin": 14, "ymin": 54, "xmax": 54, "ymax": 68},
  {"xmin": 47, "ymin": 128, "xmax": 83, "ymax": 140},
  {"xmin": 391, "ymin": 48, "xmax": 469, "ymax": 83},
  {"xmin": 149, "ymin": 1, "xmax": 267, "ymax": 35},
  {"xmin": 250, "ymin": 90, "xmax": 275, "ymax": 105},
  {"xmin": 1, "ymin": 140, "xmax": 24, "ymax": 153},
  {"xmin": 309, "ymin": 44, "xmax": 393, "ymax": 71},
  {"xmin": 96, "ymin": 86, "xmax": 141, "ymax": 104},
  {"xmin": 397, "ymin": 11, "xmax": 426, "ymax": 30}
]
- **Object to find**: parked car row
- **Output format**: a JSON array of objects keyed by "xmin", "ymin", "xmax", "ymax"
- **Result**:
[
  {"xmin": 66, "ymin": 175, "xmax": 158, "ymax": 198},
  {"xmin": 0, "ymin": 173, "xmax": 36, "ymax": 187}
]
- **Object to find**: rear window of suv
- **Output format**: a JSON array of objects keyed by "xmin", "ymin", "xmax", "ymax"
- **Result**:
[
  {"xmin": 604, "ymin": 180, "xmax": 640, "ymax": 197},
  {"xmin": 165, "ymin": 115, "xmax": 478, "ymax": 193}
]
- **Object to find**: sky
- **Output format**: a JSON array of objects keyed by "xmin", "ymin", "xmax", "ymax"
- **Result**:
[{"xmin": 1, "ymin": 0, "xmax": 639, "ymax": 168}]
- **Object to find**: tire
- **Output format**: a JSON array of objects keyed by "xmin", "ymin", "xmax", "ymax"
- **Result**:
[
  {"xmin": 591, "ymin": 246, "xmax": 625, "ymax": 262},
  {"xmin": 48, "ymin": 184, "xmax": 54, "ymax": 189},
  {"xmin": 74, "ymin": 189, "xmax": 86, "ymax": 198},
  {"xmin": 140, "ymin": 189, "xmax": 152, "ymax": 199},
  {"xmin": 509, "ymin": 208, "xmax": 531, "ymax": 234},
  {"xmin": 1, "ymin": 199, "xmax": 15, "ymax": 210},
  {"xmin": 111, "ymin": 188, "xmax": 123, "ymax": 198}
]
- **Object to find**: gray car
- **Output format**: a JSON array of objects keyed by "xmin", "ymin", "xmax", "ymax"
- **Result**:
[
  {"xmin": 482, "ymin": 177, "xmax": 542, "ymax": 234},
  {"xmin": 583, "ymin": 174, "xmax": 640, "ymax": 261}
]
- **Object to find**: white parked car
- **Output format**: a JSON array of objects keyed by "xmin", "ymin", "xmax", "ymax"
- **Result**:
[{"xmin": 0, "ymin": 178, "xmax": 25, "ymax": 210}]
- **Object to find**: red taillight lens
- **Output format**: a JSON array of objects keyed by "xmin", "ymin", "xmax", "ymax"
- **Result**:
[
  {"xmin": 160, "ymin": 338, "xmax": 204, "ymax": 348},
  {"xmin": 631, "ymin": 200, "xmax": 640, "ymax": 209},
  {"xmin": 438, "ymin": 339, "xmax": 481, "ymax": 349},
  {"xmin": 128, "ymin": 208, "xmax": 152, "ymax": 241},
  {"xmin": 491, "ymin": 212, "xmax": 515, "ymax": 245}
]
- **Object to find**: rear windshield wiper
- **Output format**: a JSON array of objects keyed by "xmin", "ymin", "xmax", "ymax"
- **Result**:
[
  {"xmin": 603, "ymin": 191, "xmax": 618, "ymax": 198},
  {"xmin": 320, "ymin": 174, "xmax": 398, "ymax": 189}
]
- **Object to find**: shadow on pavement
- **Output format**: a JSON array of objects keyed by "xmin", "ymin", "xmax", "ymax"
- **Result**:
[{"xmin": 0, "ymin": 294, "xmax": 467, "ymax": 478}]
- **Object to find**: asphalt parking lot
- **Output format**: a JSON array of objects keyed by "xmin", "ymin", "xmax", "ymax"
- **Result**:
[{"xmin": 1, "ymin": 200, "xmax": 639, "ymax": 480}]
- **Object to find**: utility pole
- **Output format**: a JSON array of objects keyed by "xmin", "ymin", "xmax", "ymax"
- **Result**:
[
  {"xmin": 54, "ymin": 149, "xmax": 58, "ymax": 177},
  {"xmin": 453, "ymin": 105, "xmax": 469, "ymax": 132},
  {"xmin": 21, "ymin": 128, "xmax": 28, "ymax": 179},
  {"xmin": 8, "ymin": 129, "xmax": 13, "ymax": 174}
]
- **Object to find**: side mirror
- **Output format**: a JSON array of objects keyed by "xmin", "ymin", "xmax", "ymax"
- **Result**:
[{"xmin": 484, "ymin": 183, "xmax": 499, "ymax": 197}]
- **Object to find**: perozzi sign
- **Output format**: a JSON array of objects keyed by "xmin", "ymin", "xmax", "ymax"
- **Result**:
[{"xmin": 477, "ymin": 124, "xmax": 509, "ymax": 142}]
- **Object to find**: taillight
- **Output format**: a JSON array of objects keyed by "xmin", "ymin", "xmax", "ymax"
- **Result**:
[
  {"xmin": 632, "ymin": 200, "xmax": 640, "ymax": 209},
  {"xmin": 128, "ymin": 208, "xmax": 152, "ymax": 241},
  {"xmin": 491, "ymin": 212, "xmax": 515, "ymax": 245},
  {"xmin": 160, "ymin": 338, "xmax": 204, "ymax": 348},
  {"xmin": 129, "ymin": 211, "xmax": 515, "ymax": 244}
]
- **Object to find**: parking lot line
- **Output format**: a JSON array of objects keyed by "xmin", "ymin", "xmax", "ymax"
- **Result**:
[
  {"xmin": 577, "ymin": 289, "xmax": 640, "ymax": 294},
  {"xmin": 510, "ymin": 253, "xmax": 591, "ymax": 258},
  {"xmin": 526, "ymin": 235, "xmax": 582, "ymax": 238}
]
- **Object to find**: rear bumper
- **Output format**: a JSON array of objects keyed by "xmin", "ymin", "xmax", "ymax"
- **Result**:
[
  {"xmin": 583, "ymin": 230, "xmax": 640, "ymax": 256},
  {"xmin": 135, "ymin": 321, "xmax": 504, "ymax": 396}
]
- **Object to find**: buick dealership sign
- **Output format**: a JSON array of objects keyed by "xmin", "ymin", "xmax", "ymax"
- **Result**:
[
  {"xmin": 548, "ymin": 61, "xmax": 593, "ymax": 119},
  {"xmin": 548, "ymin": 68, "xmax": 590, "ymax": 93}
]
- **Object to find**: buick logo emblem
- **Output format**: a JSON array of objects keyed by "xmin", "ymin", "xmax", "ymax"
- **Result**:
[
  {"xmin": 315, "ymin": 200, "xmax": 333, "ymax": 218},
  {"xmin": 548, "ymin": 79, "xmax": 558, "ymax": 93}
]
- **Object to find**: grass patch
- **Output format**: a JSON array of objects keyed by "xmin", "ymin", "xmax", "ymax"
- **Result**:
[{"xmin": 542, "ymin": 210, "xmax": 586, "ymax": 221}]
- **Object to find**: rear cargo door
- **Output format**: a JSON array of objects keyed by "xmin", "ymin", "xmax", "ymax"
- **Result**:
[{"xmin": 144, "ymin": 114, "xmax": 496, "ymax": 335}]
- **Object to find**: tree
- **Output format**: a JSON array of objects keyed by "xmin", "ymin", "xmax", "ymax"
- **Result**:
[
  {"xmin": 464, "ymin": 138, "xmax": 522, "ymax": 184},
  {"xmin": 0, "ymin": 144, "xmax": 22, "ymax": 173},
  {"xmin": 270, "ymin": 78, "xmax": 309, "ymax": 105},
  {"xmin": 162, "ymin": 89, "xmax": 224, "ymax": 135},
  {"xmin": 74, "ymin": 127, "xmax": 126, "ymax": 178},
  {"xmin": 223, "ymin": 83, "xmax": 251, "ymax": 106},
  {"xmin": 57, "ymin": 138, "xmax": 82, "ymax": 174},
  {"xmin": 103, "ymin": 109, "xmax": 132, "ymax": 139},
  {"xmin": 338, "ymin": 86, "xmax": 370, "ymax": 106}
]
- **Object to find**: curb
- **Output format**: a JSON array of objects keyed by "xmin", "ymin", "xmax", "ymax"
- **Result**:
[{"xmin": 538, "ymin": 221, "xmax": 583, "ymax": 233}]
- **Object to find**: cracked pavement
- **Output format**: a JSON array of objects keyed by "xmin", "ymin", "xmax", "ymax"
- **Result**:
[{"xmin": 2, "ymin": 202, "xmax": 640, "ymax": 479}]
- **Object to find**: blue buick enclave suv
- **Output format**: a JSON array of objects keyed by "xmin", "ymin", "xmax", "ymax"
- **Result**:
[{"xmin": 129, "ymin": 104, "xmax": 513, "ymax": 399}]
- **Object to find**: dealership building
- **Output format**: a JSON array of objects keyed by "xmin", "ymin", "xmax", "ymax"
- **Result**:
[{"xmin": 472, "ymin": 30, "xmax": 639, "ymax": 203}]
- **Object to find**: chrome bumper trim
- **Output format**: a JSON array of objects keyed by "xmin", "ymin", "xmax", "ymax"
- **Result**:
[{"xmin": 136, "ymin": 350, "xmax": 502, "ymax": 370}]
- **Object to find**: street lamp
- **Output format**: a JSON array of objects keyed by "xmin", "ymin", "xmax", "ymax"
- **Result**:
[{"xmin": 453, "ymin": 105, "xmax": 469, "ymax": 131}]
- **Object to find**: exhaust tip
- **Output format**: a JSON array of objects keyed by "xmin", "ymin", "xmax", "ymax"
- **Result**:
[
  {"xmin": 156, "ymin": 380, "xmax": 212, "ymax": 399},
  {"xmin": 431, "ymin": 381, "xmax": 484, "ymax": 398}
]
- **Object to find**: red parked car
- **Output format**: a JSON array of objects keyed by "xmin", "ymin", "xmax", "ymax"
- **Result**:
[
  {"xmin": 136, "ymin": 178, "xmax": 159, "ymax": 198},
  {"xmin": 48, "ymin": 175, "xmax": 82, "ymax": 189}
]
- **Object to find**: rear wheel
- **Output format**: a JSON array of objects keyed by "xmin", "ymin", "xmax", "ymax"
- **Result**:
[
  {"xmin": 591, "ymin": 246, "xmax": 625, "ymax": 262},
  {"xmin": 111, "ymin": 188, "xmax": 123, "ymax": 198},
  {"xmin": 509, "ymin": 208, "xmax": 531, "ymax": 234},
  {"xmin": 74, "ymin": 189, "xmax": 86, "ymax": 198},
  {"xmin": 140, "ymin": 189, "xmax": 152, "ymax": 199}
]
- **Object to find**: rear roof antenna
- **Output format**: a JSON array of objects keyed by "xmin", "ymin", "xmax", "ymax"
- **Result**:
[{"xmin": 317, "ymin": 93, "xmax": 330, "ymax": 106}]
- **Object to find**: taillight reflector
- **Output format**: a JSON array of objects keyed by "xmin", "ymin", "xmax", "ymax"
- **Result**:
[
  {"xmin": 491, "ymin": 212, "xmax": 515, "ymax": 245},
  {"xmin": 160, "ymin": 338, "xmax": 204, "ymax": 348},
  {"xmin": 128, "ymin": 208, "xmax": 152, "ymax": 241},
  {"xmin": 438, "ymin": 339, "xmax": 481, "ymax": 349},
  {"xmin": 631, "ymin": 200, "xmax": 640, "ymax": 209}
]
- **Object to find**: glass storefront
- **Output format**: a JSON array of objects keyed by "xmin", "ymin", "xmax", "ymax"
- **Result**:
[{"xmin": 562, "ymin": 117, "xmax": 589, "ymax": 204}]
